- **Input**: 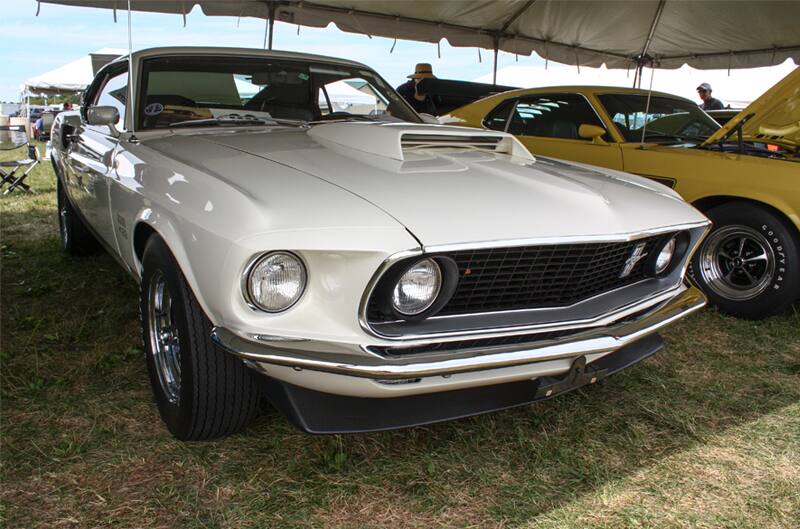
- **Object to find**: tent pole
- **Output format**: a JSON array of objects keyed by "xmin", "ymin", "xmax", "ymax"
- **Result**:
[
  {"xmin": 639, "ymin": 66, "xmax": 656, "ymax": 146},
  {"xmin": 492, "ymin": 36, "xmax": 499, "ymax": 86},
  {"xmin": 267, "ymin": 1, "xmax": 275, "ymax": 50},
  {"xmin": 127, "ymin": 0, "xmax": 135, "ymax": 135}
]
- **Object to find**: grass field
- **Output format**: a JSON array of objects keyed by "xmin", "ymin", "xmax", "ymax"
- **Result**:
[{"xmin": 1, "ymin": 143, "xmax": 799, "ymax": 529}]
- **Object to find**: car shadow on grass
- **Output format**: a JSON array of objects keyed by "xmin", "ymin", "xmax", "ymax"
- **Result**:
[{"xmin": 2, "ymin": 196, "xmax": 799, "ymax": 528}]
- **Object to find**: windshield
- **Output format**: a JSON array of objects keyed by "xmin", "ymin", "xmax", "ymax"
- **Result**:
[
  {"xmin": 137, "ymin": 55, "xmax": 421, "ymax": 129},
  {"xmin": 597, "ymin": 93, "xmax": 720, "ymax": 143}
]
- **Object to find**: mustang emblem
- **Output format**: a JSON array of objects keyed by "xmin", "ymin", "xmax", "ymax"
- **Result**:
[{"xmin": 620, "ymin": 242, "xmax": 649, "ymax": 278}]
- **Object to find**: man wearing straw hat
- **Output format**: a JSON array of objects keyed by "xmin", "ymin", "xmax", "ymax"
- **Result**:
[{"xmin": 396, "ymin": 63, "xmax": 437, "ymax": 115}]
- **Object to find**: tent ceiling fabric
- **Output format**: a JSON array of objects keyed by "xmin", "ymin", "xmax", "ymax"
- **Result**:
[{"xmin": 38, "ymin": 0, "xmax": 800, "ymax": 69}]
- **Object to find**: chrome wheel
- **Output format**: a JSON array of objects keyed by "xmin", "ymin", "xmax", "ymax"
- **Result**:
[
  {"xmin": 147, "ymin": 270, "xmax": 182, "ymax": 404},
  {"xmin": 699, "ymin": 225, "xmax": 775, "ymax": 301}
]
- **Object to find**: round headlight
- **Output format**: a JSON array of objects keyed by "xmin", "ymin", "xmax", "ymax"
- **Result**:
[
  {"xmin": 246, "ymin": 252, "xmax": 307, "ymax": 312},
  {"xmin": 655, "ymin": 237, "xmax": 677, "ymax": 274},
  {"xmin": 392, "ymin": 258, "xmax": 442, "ymax": 316}
]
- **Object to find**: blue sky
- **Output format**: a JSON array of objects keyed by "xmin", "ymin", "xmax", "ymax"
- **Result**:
[{"xmin": 1, "ymin": 0, "xmax": 543, "ymax": 102}]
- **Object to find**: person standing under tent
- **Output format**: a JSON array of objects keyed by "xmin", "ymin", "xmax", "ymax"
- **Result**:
[
  {"xmin": 697, "ymin": 83, "xmax": 724, "ymax": 110},
  {"xmin": 396, "ymin": 63, "xmax": 437, "ymax": 115}
]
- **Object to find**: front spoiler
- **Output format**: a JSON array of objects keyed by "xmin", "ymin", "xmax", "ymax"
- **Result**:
[
  {"xmin": 259, "ymin": 333, "xmax": 665, "ymax": 433},
  {"xmin": 211, "ymin": 284, "xmax": 705, "ymax": 381}
]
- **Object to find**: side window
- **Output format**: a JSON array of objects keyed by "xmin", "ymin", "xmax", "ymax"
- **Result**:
[
  {"xmin": 483, "ymin": 99, "xmax": 516, "ymax": 131},
  {"xmin": 93, "ymin": 70, "xmax": 128, "ymax": 132},
  {"xmin": 507, "ymin": 94, "xmax": 605, "ymax": 140}
]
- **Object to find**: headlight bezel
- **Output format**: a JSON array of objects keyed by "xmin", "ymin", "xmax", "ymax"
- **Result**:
[
  {"xmin": 648, "ymin": 232, "xmax": 690, "ymax": 277},
  {"xmin": 369, "ymin": 255, "xmax": 460, "ymax": 322},
  {"xmin": 391, "ymin": 257, "xmax": 443, "ymax": 316},
  {"xmin": 243, "ymin": 250, "xmax": 308, "ymax": 313}
]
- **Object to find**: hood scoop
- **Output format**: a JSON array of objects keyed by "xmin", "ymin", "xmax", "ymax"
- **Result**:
[{"xmin": 307, "ymin": 122, "xmax": 534, "ymax": 161}]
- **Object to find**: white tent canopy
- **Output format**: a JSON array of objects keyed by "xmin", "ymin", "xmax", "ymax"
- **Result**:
[
  {"xmin": 321, "ymin": 80, "xmax": 376, "ymax": 106},
  {"xmin": 22, "ymin": 48, "xmax": 126, "ymax": 95},
  {"xmin": 234, "ymin": 77, "xmax": 376, "ymax": 106},
  {"xmin": 475, "ymin": 59, "xmax": 799, "ymax": 108},
  {"xmin": 38, "ymin": 0, "xmax": 800, "ymax": 71}
]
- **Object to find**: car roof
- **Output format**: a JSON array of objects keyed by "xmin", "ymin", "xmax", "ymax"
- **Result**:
[
  {"xmin": 488, "ymin": 85, "xmax": 696, "ymax": 105},
  {"xmin": 107, "ymin": 46, "xmax": 371, "ymax": 70}
]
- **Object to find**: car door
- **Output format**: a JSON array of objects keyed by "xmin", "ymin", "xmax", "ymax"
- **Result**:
[
  {"xmin": 485, "ymin": 93, "xmax": 624, "ymax": 170},
  {"xmin": 594, "ymin": 92, "xmax": 729, "ymax": 191},
  {"xmin": 66, "ymin": 67, "xmax": 128, "ymax": 251}
]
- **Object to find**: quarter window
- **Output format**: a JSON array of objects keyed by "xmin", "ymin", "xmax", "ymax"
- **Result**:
[
  {"xmin": 507, "ymin": 94, "xmax": 605, "ymax": 140},
  {"xmin": 483, "ymin": 99, "xmax": 516, "ymax": 131},
  {"xmin": 93, "ymin": 70, "xmax": 128, "ymax": 131}
]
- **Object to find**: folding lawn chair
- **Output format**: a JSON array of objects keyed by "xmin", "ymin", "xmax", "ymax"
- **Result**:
[
  {"xmin": 38, "ymin": 112, "xmax": 56, "ymax": 142},
  {"xmin": 0, "ymin": 125, "xmax": 40, "ymax": 195}
]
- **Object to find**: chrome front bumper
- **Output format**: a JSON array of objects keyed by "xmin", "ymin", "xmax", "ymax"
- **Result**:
[{"xmin": 212, "ymin": 283, "xmax": 705, "ymax": 382}]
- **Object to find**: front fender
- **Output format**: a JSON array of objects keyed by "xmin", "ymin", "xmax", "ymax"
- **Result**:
[
  {"xmin": 131, "ymin": 204, "xmax": 236, "ymax": 329},
  {"xmin": 132, "ymin": 210, "xmax": 418, "ymax": 344},
  {"xmin": 692, "ymin": 192, "xmax": 800, "ymax": 234}
]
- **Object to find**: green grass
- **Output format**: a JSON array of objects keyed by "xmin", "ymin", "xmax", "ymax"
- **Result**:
[{"xmin": 1, "ymin": 142, "xmax": 799, "ymax": 528}]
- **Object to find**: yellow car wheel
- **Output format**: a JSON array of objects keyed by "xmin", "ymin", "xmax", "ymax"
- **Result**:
[{"xmin": 691, "ymin": 202, "xmax": 800, "ymax": 319}]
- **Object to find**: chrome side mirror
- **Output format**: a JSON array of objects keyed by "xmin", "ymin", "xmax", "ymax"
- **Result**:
[{"xmin": 87, "ymin": 106, "xmax": 120, "ymax": 135}]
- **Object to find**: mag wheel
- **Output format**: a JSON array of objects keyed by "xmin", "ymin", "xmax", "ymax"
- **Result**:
[
  {"xmin": 140, "ymin": 235, "xmax": 261, "ymax": 440},
  {"xmin": 698, "ymin": 225, "xmax": 775, "ymax": 301},
  {"xmin": 146, "ymin": 269, "xmax": 182, "ymax": 405},
  {"xmin": 691, "ymin": 202, "xmax": 800, "ymax": 319}
]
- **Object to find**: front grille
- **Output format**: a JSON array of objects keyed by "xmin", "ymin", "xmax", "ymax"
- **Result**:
[
  {"xmin": 368, "ymin": 234, "xmax": 668, "ymax": 322},
  {"xmin": 439, "ymin": 237, "xmax": 664, "ymax": 316}
]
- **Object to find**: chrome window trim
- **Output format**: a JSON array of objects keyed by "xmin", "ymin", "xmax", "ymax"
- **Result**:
[{"xmin": 357, "ymin": 220, "xmax": 710, "ymax": 341}]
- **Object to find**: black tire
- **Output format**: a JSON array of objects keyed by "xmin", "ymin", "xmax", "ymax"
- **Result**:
[
  {"xmin": 56, "ymin": 176, "xmax": 100, "ymax": 256},
  {"xmin": 691, "ymin": 201, "xmax": 800, "ymax": 319},
  {"xmin": 140, "ymin": 235, "xmax": 261, "ymax": 440}
]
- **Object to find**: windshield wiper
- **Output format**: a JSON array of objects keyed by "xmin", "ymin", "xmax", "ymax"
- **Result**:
[
  {"xmin": 308, "ymin": 114, "xmax": 378, "ymax": 125},
  {"xmin": 641, "ymin": 131, "xmax": 708, "ymax": 143},
  {"xmin": 169, "ymin": 117, "xmax": 267, "ymax": 127},
  {"xmin": 169, "ymin": 116, "xmax": 306, "ymax": 128}
]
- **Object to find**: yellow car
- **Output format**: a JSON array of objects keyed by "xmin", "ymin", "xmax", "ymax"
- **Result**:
[{"xmin": 447, "ymin": 68, "xmax": 800, "ymax": 319}]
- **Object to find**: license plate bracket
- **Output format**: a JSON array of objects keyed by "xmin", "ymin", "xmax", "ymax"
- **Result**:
[{"xmin": 534, "ymin": 355, "xmax": 608, "ymax": 399}]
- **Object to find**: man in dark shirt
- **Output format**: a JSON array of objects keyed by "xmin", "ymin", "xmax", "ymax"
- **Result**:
[
  {"xmin": 396, "ymin": 63, "xmax": 437, "ymax": 115},
  {"xmin": 697, "ymin": 83, "xmax": 724, "ymax": 111}
]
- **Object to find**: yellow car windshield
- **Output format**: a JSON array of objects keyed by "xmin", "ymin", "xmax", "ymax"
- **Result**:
[{"xmin": 598, "ymin": 94, "xmax": 720, "ymax": 143}]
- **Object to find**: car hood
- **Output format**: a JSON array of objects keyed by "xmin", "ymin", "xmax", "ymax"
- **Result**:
[
  {"xmin": 703, "ymin": 66, "xmax": 800, "ymax": 150},
  {"xmin": 151, "ymin": 122, "xmax": 704, "ymax": 247}
]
